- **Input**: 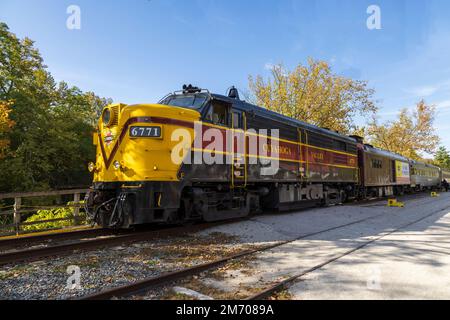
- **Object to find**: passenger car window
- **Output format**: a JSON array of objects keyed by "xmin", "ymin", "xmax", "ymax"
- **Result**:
[{"xmin": 372, "ymin": 159, "xmax": 382, "ymax": 169}]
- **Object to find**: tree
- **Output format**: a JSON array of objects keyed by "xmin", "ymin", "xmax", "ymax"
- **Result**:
[
  {"xmin": 248, "ymin": 59, "xmax": 377, "ymax": 134},
  {"xmin": 0, "ymin": 22, "xmax": 111, "ymax": 192},
  {"xmin": 434, "ymin": 147, "xmax": 450, "ymax": 169},
  {"xmin": 0, "ymin": 100, "xmax": 14, "ymax": 159},
  {"xmin": 367, "ymin": 100, "xmax": 439, "ymax": 160}
]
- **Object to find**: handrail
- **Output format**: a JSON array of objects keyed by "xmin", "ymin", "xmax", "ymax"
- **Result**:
[
  {"xmin": 0, "ymin": 189, "xmax": 89, "ymax": 200},
  {"xmin": 0, "ymin": 188, "xmax": 90, "ymax": 236}
]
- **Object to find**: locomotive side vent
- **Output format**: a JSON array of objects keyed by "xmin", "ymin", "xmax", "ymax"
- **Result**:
[{"xmin": 109, "ymin": 105, "xmax": 120, "ymax": 127}]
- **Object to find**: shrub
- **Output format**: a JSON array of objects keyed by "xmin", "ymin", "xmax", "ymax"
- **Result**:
[{"xmin": 22, "ymin": 202, "xmax": 86, "ymax": 231}]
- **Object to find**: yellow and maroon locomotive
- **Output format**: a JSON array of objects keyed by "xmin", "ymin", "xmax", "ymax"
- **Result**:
[{"xmin": 85, "ymin": 85, "xmax": 445, "ymax": 228}]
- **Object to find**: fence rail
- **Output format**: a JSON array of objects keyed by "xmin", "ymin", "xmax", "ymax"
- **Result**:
[{"xmin": 0, "ymin": 189, "xmax": 90, "ymax": 236}]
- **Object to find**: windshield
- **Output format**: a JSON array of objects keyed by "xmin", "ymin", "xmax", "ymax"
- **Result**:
[{"xmin": 160, "ymin": 94, "xmax": 208, "ymax": 109}]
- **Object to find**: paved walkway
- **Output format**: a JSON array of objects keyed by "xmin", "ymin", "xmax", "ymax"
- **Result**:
[
  {"xmin": 289, "ymin": 197, "xmax": 450, "ymax": 299},
  {"xmin": 200, "ymin": 192, "xmax": 450, "ymax": 299}
]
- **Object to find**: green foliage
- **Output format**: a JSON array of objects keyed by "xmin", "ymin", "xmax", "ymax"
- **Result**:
[
  {"xmin": 0, "ymin": 22, "xmax": 112, "ymax": 192},
  {"xmin": 0, "ymin": 214, "xmax": 12, "ymax": 231},
  {"xmin": 0, "ymin": 200, "xmax": 13, "ymax": 233},
  {"xmin": 22, "ymin": 204, "xmax": 87, "ymax": 231},
  {"xmin": 434, "ymin": 147, "xmax": 450, "ymax": 169}
]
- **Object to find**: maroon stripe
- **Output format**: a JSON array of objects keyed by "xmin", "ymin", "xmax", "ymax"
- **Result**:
[
  {"xmin": 99, "ymin": 116, "xmax": 358, "ymax": 171},
  {"xmin": 152, "ymin": 117, "xmax": 195, "ymax": 129},
  {"xmin": 98, "ymin": 132, "xmax": 109, "ymax": 167}
]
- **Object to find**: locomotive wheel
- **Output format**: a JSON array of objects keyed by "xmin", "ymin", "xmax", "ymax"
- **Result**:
[
  {"xmin": 340, "ymin": 190, "xmax": 348, "ymax": 204},
  {"xmin": 97, "ymin": 210, "xmax": 111, "ymax": 229},
  {"xmin": 120, "ymin": 197, "xmax": 134, "ymax": 229},
  {"xmin": 164, "ymin": 209, "xmax": 185, "ymax": 225}
]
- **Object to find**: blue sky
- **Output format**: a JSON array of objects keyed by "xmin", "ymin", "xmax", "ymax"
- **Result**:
[{"xmin": 1, "ymin": 0, "xmax": 450, "ymax": 153}]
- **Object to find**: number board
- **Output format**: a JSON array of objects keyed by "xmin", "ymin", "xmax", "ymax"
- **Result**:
[{"xmin": 130, "ymin": 126, "xmax": 162, "ymax": 138}]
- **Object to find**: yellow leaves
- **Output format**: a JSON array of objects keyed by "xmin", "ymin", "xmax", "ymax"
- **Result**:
[
  {"xmin": 0, "ymin": 100, "xmax": 15, "ymax": 159},
  {"xmin": 0, "ymin": 100, "xmax": 14, "ymax": 131},
  {"xmin": 248, "ymin": 59, "xmax": 376, "ymax": 134},
  {"xmin": 367, "ymin": 100, "xmax": 439, "ymax": 160}
]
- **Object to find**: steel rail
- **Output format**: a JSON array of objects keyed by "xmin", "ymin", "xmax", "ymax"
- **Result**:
[
  {"xmin": 0, "ymin": 227, "xmax": 111, "ymax": 250},
  {"xmin": 0, "ymin": 223, "xmax": 222, "ymax": 266}
]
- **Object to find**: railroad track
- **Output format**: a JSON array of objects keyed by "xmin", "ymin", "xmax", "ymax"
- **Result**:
[
  {"xmin": 0, "ymin": 192, "xmax": 423, "ymax": 248},
  {"xmin": 0, "ymin": 223, "xmax": 228, "ymax": 266},
  {"xmin": 0, "ymin": 227, "xmax": 112, "ymax": 251},
  {"xmin": 0, "ymin": 196, "xmax": 399, "ymax": 266},
  {"xmin": 0, "ymin": 190, "xmax": 441, "ymax": 294},
  {"xmin": 78, "ymin": 210, "xmax": 397, "ymax": 299},
  {"xmin": 80, "ymin": 195, "xmax": 448, "ymax": 300}
]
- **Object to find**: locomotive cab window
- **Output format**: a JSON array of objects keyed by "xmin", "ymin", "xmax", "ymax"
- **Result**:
[
  {"xmin": 160, "ymin": 93, "xmax": 208, "ymax": 109},
  {"xmin": 204, "ymin": 101, "xmax": 230, "ymax": 126}
]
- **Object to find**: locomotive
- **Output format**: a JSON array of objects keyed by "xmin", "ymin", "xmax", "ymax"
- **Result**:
[{"xmin": 85, "ymin": 85, "xmax": 449, "ymax": 228}]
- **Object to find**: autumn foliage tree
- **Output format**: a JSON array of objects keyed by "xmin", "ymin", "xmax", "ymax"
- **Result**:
[
  {"xmin": 248, "ymin": 59, "xmax": 377, "ymax": 134},
  {"xmin": 0, "ymin": 100, "xmax": 14, "ymax": 158},
  {"xmin": 367, "ymin": 100, "xmax": 439, "ymax": 160}
]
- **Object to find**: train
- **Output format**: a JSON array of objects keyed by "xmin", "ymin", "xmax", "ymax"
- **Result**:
[{"xmin": 85, "ymin": 85, "xmax": 450, "ymax": 228}]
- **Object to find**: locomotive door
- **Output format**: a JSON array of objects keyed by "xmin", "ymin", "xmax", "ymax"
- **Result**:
[
  {"xmin": 231, "ymin": 111, "xmax": 247, "ymax": 188},
  {"xmin": 298, "ymin": 128, "xmax": 308, "ymax": 181}
]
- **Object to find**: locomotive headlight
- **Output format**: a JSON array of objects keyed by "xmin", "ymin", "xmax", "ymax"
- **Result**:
[
  {"xmin": 113, "ymin": 160, "xmax": 121, "ymax": 171},
  {"xmin": 88, "ymin": 162, "xmax": 96, "ymax": 173},
  {"xmin": 102, "ymin": 108, "xmax": 112, "ymax": 126}
]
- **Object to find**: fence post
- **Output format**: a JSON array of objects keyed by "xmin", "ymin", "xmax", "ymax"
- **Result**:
[
  {"xmin": 73, "ymin": 193, "xmax": 80, "ymax": 225},
  {"xmin": 14, "ymin": 197, "xmax": 21, "ymax": 235}
]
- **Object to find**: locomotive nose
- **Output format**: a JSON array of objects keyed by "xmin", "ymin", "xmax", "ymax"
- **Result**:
[{"xmin": 93, "ymin": 103, "xmax": 200, "ymax": 183}]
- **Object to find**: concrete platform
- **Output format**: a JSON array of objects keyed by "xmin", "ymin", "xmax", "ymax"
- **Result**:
[
  {"xmin": 289, "ymin": 196, "xmax": 450, "ymax": 299},
  {"xmin": 200, "ymin": 192, "xmax": 450, "ymax": 299}
]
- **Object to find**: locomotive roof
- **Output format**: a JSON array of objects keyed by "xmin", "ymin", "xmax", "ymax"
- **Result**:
[
  {"xmin": 210, "ymin": 93, "xmax": 357, "ymax": 144},
  {"xmin": 409, "ymin": 160, "xmax": 440, "ymax": 169},
  {"xmin": 158, "ymin": 90, "xmax": 445, "ymax": 168},
  {"xmin": 362, "ymin": 144, "xmax": 410, "ymax": 162}
]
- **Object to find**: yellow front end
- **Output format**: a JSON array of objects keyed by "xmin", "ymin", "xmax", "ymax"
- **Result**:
[{"xmin": 91, "ymin": 103, "xmax": 199, "ymax": 183}]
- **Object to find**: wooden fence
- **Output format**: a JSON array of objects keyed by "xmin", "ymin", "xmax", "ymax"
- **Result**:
[{"xmin": 0, "ymin": 189, "xmax": 89, "ymax": 236}]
